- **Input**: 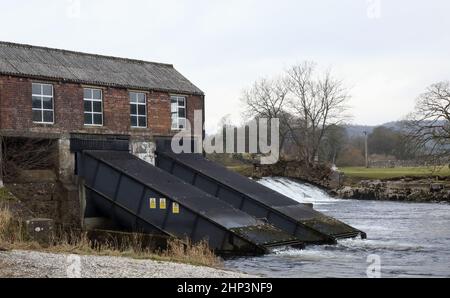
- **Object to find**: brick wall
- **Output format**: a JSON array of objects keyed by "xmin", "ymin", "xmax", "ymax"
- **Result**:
[{"xmin": 0, "ymin": 75, "xmax": 204, "ymax": 139}]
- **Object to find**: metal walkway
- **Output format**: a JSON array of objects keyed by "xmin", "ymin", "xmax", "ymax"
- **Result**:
[
  {"xmin": 155, "ymin": 152, "xmax": 367, "ymax": 244},
  {"xmin": 77, "ymin": 150, "xmax": 304, "ymax": 255}
]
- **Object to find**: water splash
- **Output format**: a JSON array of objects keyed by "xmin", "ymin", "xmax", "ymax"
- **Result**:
[{"xmin": 258, "ymin": 177, "xmax": 338, "ymax": 205}]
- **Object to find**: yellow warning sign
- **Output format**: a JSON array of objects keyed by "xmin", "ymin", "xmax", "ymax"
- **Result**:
[
  {"xmin": 150, "ymin": 198, "xmax": 157, "ymax": 209},
  {"xmin": 172, "ymin": 202, "xmax": 180, "ymax": 214},
  {"xmin": 160, "ymin": 198, "xmax": 167, "ymax": 210}
]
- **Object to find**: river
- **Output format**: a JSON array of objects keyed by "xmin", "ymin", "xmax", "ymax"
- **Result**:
[{"xmin": 224, "ymin": 177, "xmax": 450, "ymax": 278}]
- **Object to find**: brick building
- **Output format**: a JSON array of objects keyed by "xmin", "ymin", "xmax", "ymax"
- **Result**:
[{"xmin": 0, "ymin": 41, "xmax": 204, "ymax": 225}]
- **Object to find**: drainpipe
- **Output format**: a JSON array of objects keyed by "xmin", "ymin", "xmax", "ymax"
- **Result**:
[
  {"xmin": 0, "ymin": 136, "xmax": 3, "ymax": 188},
  {"xmin": 202, "ymin": 94, "xmax": 206, "ymax": 157}
]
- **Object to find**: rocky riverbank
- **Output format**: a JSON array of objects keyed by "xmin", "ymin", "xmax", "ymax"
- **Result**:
[
  {"xmin": 244, "ymin": 160, "xmax": 341, "ymax": 189},
  {"xmin": 234, "ymin": 160, "xmax": 450, "ymax": 203},
  {"xmin": 0, "ymin": 250, "xmax": 255, "ymax": 278},
  {"xmin": 335, "ymin": 178, "xmax": 450, "ymax": 203}
]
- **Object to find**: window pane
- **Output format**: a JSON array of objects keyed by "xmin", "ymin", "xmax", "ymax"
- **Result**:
[
  {"xmin": 32, "ymin": 96, "xmax": 42, "ymax": 109},
  {"xmin": 93, "ymin": 113, "xmax": 103, "ymax": 125},
  {"xmin": 178, "ymin": 118, "xmax": 186, "ymax": 129},
  {"xmin": 137, "ymin": 93, "xmax": 146, "ymax": 103},
  {"xmin": 33, "ymin": 110, "xmax": 42, "ymax": 122},
  {"xmin": 130, "ymin": 104, "xmax": 137, "ymax": 115},
  {"xmin": 171, "ymin": 103, "xmax": 178, "ymax": 113},
  {"xmin": 178, "ymin": 108, "xmax": 186, "ymax": 118},
  {"xmin": 171, "ymin": 97, "xmax": 177, "ymax": 104},
  {"xmin": 138, "ymin": 105, "xmax": 146, "ymax": 116},
  {"xmin": 93, "ymin": 89, "xmax": 102, "ymax": 100},
  {"xmin": 130, "ymin": 92, "xmax": 137, "ymax": 103},
  {"xmin": 84, "ymin": 113, "xmax": 92, "ymax": 125},
  {"xmin": 93, "ymin": 101, "xmax": 102, "ymax": 113},
  {"xmin": 84, "ymin": 89, "xmax": 92, "ymax": 99},
  {"xmin": 178, "ymin": 98, "xmax": 185, "ymax": 106},
  {"xmin": 43, "ymin": 111, "xmax": 53, "ymax": 123},
  {"xmin": 138, "ymin": 116, "xmax": 147, "ymax": 127},
  {"xmin": 84, "ymin": 100, "xmax": 92, "ymax": 112},
  {"xmin": 32, "ymin": 84, "xmax": 41, "ymax": 95},
  {"xmin": 172, "ymin": 118, "xmax": 178, "ymax": 129},
  {"xmin": 43, "ymin": 85, "xmax": 53, "ymax": 96},
  {"xmin": 131, "ymin": 116, "xmax": 138, "ymax": 127},
  {"xmin": 43, "ymin": 97, "xmax": 53, "ymax": 109}
]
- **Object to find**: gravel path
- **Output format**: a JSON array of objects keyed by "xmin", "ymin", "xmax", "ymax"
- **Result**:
[{"xmin": 0, "ymin": 250, "xmax": 254, "ymax": 278}]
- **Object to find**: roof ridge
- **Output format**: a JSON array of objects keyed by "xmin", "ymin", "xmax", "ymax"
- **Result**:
[{"xmin": 0, "ymin": 41, "xmax": 174, "ymax": 68}]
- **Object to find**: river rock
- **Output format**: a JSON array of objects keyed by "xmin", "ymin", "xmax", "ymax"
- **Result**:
[{"xmin": 337, "ymin": 178, "xmax": 450, "ymax": 203}]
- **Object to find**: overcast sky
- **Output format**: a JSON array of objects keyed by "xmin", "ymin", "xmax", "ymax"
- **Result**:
[{"xmin": 1, "ymin": 0, "xmax": 449, "ymax": 133}]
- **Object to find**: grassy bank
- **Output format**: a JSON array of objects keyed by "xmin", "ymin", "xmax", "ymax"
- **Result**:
[
  {"xmin": 0, "ymin": 205, "xmax": 221, "ymax": 268},
  {"xmin": 340, "ymin": 166, "xmax": 450, "ymax": 180},
  {"xmin": 227, "ymin": 165, "xmax": 254, "ymax": 177},
  {"xmin": 0, "ymin": 187, "xmax": 17, "ymax": 202}
]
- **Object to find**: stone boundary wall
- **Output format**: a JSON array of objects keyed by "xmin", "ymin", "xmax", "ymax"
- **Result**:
[{"xmin": 369, "ymin": 159, "xmax": 449, "ymax": 168}]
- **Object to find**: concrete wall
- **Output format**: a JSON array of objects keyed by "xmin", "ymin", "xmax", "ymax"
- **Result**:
[
  {"xmin": 57, "ymin": 136, "xmax": 75, "ymax": 183},
  {"xmin": 130, "ymin": 139, "xmax": 156, "ymax": 165}
]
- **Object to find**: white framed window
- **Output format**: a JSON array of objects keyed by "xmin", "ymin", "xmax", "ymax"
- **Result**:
[
  {"xmin": 84, "ymin": 88, "xmax": 103, "ymax": 126},
  {"xmin": 171, "ymin": 96, "xmax": 186, "ymax": 130},
  {"xmin": 32, "ymin": 83, "xmax": 54, "ymax": 124},
  {"xmin": 130, "ymin": 92, "xmax": 147, "ymax": 128}
]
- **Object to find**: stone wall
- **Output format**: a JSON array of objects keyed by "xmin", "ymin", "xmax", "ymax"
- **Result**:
[
  {"xmin": 336, "ymin": 179, "xmax": 450, "ymax": 203},
  {"xmin": 369, "ymin": 159, "xmax": 448, "ymax": 168}
]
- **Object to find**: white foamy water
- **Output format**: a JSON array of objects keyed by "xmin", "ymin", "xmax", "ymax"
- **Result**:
[
  {"xmin": 225, "ymin": 177, "xmax": 450, "ymax": 278},
  {"xmin": 258, "ymin": 177, "xmax": 338, "ymax": 206}
]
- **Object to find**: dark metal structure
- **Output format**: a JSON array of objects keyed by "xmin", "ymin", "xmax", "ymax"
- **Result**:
[
  {"xmin": 155, "ymin": 151, "xmax": 367, "ymax": 244},
  {"xmin": 76, "ymin": 150, "xmax": 304, "ymax": 255},
  {"xmin": 70, "ymin": 134, "xmax": 130, "ymax": 152}
]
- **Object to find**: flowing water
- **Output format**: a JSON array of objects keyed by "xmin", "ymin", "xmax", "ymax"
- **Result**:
[{"xmin": 224, "ymin": 177, "xmax": 450, "ymax": 278}]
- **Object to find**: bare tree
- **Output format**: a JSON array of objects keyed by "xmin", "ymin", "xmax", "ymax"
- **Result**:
[
  {"xmin": 286, "ymin": 62, "xmax": 350, "ymax": 163},
  {"xmin": 406, "ymin": 81, "xmax": 450, "ymax": 162},
  {"xmin": 241, "ymin": 77, "xmax": 291, "ymax": 150},
  {"xmin": 240, "ymin": 62, "xmax": 350, "ymax": 163},
  {"xmin": 1, "ymin": 137, "xmax": 57, "ymax": 181}
]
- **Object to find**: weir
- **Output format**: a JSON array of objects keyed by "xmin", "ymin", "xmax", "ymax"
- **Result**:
[{"xmin": 155, "ymin": 150, "xmax": 367, "ymax": 244}]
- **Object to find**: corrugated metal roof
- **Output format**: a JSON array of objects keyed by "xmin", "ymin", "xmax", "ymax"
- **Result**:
[{"xmin": 0, "ymin": 41, "xmax": 204, "ymax": 95}]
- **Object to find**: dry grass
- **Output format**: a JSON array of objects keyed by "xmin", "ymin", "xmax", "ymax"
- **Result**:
[
  {"xmin": 0, "ymin": 206, "xmax": 26, "ymax": 244},
  {"xmin": 0, "ymin": 188, "xmax": 18, "ymax": 202},
  {"xmin": 227, "ymin": 165, "xmax": 255, "ymax": 177},
  {"xmin": 161, "ymin": 238, "xmax": 222, "ymax": 268},
  {"xmin": 0, "ymin": 206, "xmax": 222, "ymax": 268}
]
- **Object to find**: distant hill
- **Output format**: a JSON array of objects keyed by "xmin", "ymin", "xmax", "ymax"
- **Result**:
[
  {"xmin": 344, "ymin": 125, "xmax": 374, "ymax": 138},
  {"xmin": 344, "ymin": 121, "xmax": 406, "ymax": 138}
]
